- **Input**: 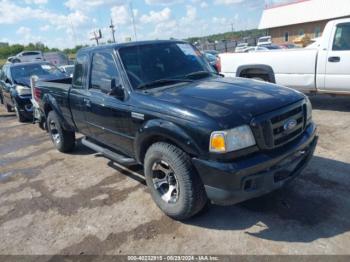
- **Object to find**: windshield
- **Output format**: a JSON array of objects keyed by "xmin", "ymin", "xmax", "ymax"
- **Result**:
[
  {"xmin": 64, "ymin": 66, "xmax": 74, "ymax": 75},
  {"xmin": 118, "ymin": 42, "xmax": 213, "ymax": 89},
  {"xmin": 11, "ymin": 63, "xmax": 64, "ymax": 80}
]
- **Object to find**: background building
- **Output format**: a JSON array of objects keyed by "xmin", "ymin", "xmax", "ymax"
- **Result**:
[{"xmin": 259, "ymin": 0, "xmax": 350, "ymax": 45}]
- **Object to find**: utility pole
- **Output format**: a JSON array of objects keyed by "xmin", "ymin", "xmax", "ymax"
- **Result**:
[
  {"xmin": 90, "ymin": 29, "xmax": 102, "ymax": 46},
  {"xmin": 129, "ymin": 1, "xmax": 137, "ymax": 41},
  {"xmin": 68, "ymin": 16, "xmax": 78, "ymax": 47},
  {"xmin": 109, "ymin": 18, "xmax": 116, "ymax": 43}
]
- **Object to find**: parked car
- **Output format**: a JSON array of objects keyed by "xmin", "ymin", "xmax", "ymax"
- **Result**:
[
  {"xmin": 218, "ymin": 18, "xmax": 350, "ymax": 95},
  {"xmin": 235, "ymin": 43, "xmax": 249, "ymax": 52},
  {"xmin": 0, "ymin": 68, "xmax": 3, "ymax": 104},
  {"xmin": 242, "ymin": 45, "xmax": 282, "ymax": 53},
  {"xmin": 259, "ymin": 44, "xmax": 282, "ymax": 50},
  {"xmin": 59, "ymin": 65, "xmax": 74, "ymax": 77},
  {"xmin": 44, "ymin": 52, "xmax": 70, "ymax": 66},
  {"xmin": 203, "ymin": 52, "xmax": 219, "ymax": 69},
  {"xmin": 0, "ymin": 62, "xmax": 67, "ymax": 122},
  {"xmin": 16, "ymin": 51, "xmax": 44, "ymax": 63},
  {"xmin": 257, "ymin": 36, "xmax": 272, "ymax": 46},
  {"xmin": 203, "ymin": 50, "xmax": 219, "ymax": 57},
  {"xmin": 32, "ymin": 40, "xmax": 317, "ymax": 220},
  {"xmin": 279, "ymin": 44, "xmax": 298, "ymax": 49},
  {"xmin": 243, "ymin": 46, "xmax": 269, "ymax": 52}
]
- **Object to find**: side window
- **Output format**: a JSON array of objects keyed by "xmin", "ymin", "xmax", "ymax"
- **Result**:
[
  {"xmin": 333, "ymin": 23, "xmax": 350, "ymax": 51},
  {"xmin": 73, "ymin": 53, "xmax": 88, "ymax": 88},
  {"xmin": 90, "ymin": 51, "xmax": 119, "ymax": 90}
]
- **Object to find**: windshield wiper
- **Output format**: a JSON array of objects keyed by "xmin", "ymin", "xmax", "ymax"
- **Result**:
[
  {"xmin": 184, "ymin": 71, "xmax": 220, "ymax": 79},
  {"xmin": 137, "ymin": 78, "xmax": 193, "ymax": 90}
]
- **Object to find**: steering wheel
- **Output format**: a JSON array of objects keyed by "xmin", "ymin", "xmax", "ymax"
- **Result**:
[{"xmin": 126, "ymin": 70, "xmax": 143, "ymax": 87}]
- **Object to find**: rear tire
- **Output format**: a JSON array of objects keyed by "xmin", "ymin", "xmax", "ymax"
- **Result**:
[
  {"xmin": 252, "ymin": 76, "xmax": 266, "ymax": 82},
  {"xmin": 47, "ymin": 111, "xmax": 75, "ymax": 153},
  {"xmin": 144, "ymin": 142, "xmax": 207, "ymax": 220}
]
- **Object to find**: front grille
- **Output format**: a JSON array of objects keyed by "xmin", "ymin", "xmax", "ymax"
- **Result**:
[{"xmin": 251, "ymin": 101, "xmax": 306, "ymax": 150}]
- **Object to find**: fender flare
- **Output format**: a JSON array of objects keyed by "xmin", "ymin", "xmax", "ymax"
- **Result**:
[
  {"xmin": 42, "ymin": 93, "xmax": 75, "ymax": 132},
  {"xmin": 134, "ymin": 119, "xmax": 202, "ymax": 163},
  {"xmin": 236, "ymin": 64, "xmax": 276, "ymax": 83}
]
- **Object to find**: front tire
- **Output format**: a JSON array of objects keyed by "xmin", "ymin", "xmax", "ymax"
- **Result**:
[
  {"xmin": 47, "ymin": 111, "xmax": 75, "ymax": 153},
  {"xmin": 14, "ymin": 105, "xmax": 26, "ymax": 123},
  {"xmin": 144, "ymin": 142, "xmax": 207, "ymax": 220},
  {"xmin": 5, "ymin": 103, "xmax": 13, "ymax": 112}
]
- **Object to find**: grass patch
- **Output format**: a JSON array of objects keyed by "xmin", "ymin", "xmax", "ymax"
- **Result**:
[{"xmin": 0, "ymin": 59, "xmax": 6, "ymax": 67}]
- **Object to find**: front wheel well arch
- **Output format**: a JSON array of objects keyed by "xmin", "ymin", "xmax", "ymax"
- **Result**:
[
  {"xmin": 137, "ymin": 135, "xmax": 184, "ymax": 164},
  {"xmin": 44, "ymin": 103, "xmax": 53, "ymax": 116},
  {"xmin": 135, "ymin": 121, "xmax": 201, "ymax": 164}
]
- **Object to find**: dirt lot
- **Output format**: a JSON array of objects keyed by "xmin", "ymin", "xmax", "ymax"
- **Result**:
[{"xmin": 0, "ymin": 95, "xmax": 350, "ymax": 255}]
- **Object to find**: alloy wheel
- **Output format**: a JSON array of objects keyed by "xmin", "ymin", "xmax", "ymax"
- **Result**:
[{"xmin": 151, "ymin": 160, "xmax": 179, "ymax": 204}]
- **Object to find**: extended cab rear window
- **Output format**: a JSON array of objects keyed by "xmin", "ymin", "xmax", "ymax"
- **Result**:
[{"xmin": 73, "ymin": 54, "xmax": 88, "ymax": 88}]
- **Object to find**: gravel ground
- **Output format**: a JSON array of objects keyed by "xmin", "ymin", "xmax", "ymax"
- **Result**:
[{"xmin": 0, "ymin": 95, "xmax": 350, "ymax": 255}]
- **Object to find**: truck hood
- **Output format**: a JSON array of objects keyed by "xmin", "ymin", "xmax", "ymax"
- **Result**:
[
  {"xmin": 147, "ymin": 77, "xmax": 304, "ymax": 127},
  {"xmin": 14, "ymin": 74, "xmax": 68, "ymax": 87}
]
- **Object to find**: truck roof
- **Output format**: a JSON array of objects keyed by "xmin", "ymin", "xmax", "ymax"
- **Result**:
[{"xmin": 78, "ymin": 40, "xmax": 187, "ymax": 54}]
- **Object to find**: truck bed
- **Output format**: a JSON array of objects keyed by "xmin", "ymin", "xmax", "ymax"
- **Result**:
[
  {"xmin": 220, "ymin": 49, "xmax": 318, "ymax": 92},
  {"xmin": 37, "ymin": 77, "xmax": 72, "ymax": 91},
  {"xmin": 35, "ymin": 77, "xmax": 74, "ymax": 129}
]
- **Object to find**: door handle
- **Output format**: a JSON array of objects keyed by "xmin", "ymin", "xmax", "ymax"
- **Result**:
[
  {"xmin": 328, "ymin": 56, "xmax": 341, "ymax": 63},
  {"xmin": 83, "ymin": 98, "xmax": 91, "ymax": 107}
]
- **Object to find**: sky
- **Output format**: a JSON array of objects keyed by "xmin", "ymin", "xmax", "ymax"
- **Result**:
[{"xmin": 0, "ymin": 0, "xmax": 293, "ymax": 49}]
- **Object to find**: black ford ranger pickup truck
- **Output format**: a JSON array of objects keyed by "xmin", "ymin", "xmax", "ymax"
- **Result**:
[{"xmin": 32, "ymin": 40, "xmax": 318, "ymax": 220}]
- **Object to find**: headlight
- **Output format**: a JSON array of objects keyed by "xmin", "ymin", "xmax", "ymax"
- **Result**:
[
  {"xmin": 16, "ymin": 85, "xmax": 31, "ymax": 96},
  {"xmin": 209, "ymin": 125, "xmax": 256, "ymax": 153},
  {"xmin": 305, "ymin": 96, "xmax": 312, "ymax": 121}
]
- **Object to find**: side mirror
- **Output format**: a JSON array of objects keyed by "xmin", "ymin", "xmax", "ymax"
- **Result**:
[
  {"xmin": 110, "ymin": 79, "xmax": 125, "ymax": 100},
  {"xmin": 100, "ymin": 78, "xmax": 124, "ymax": 100}
]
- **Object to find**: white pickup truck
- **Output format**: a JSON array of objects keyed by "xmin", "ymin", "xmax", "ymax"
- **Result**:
[{"xmin": 219, "ymin": 18, "xmax": 350, "ymax": 95}]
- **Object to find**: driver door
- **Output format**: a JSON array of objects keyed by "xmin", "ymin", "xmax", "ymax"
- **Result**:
[
  {"xmin": 324, "ymin": 22, "xmax": 350, "ymax": 92},
  {"xmin": 84, "ymin": 50, "xmax": 133, "ymax": 155}
]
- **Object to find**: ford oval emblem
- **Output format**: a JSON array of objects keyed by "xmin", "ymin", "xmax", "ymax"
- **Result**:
[{"xmin": 284, "ymin": 119, "xmax": 297, "ymax": 131}]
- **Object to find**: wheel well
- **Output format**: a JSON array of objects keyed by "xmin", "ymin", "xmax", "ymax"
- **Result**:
[
  {"xmin": 238, "ymin": 66, "xmax": 275, "ymax": 83},
  {"xmin": 239, "ymin": 68, "xmax": 269, "ymax": 81},
  {"xmin": 138, "ymin": 135, "xmax": 186, "ymax": 164},
  {"xmin": 44, "ymin": 104, "xmax": 53, "ymax": 116}
]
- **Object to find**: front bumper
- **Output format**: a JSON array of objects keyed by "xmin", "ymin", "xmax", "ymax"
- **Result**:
[
  {"xmin": 14, "ymin": 95, "xmax": 33, "ymax": 120},
  {"xmin": 192, "ymin": 123, "xmax": 318, "ymax": 205}
]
